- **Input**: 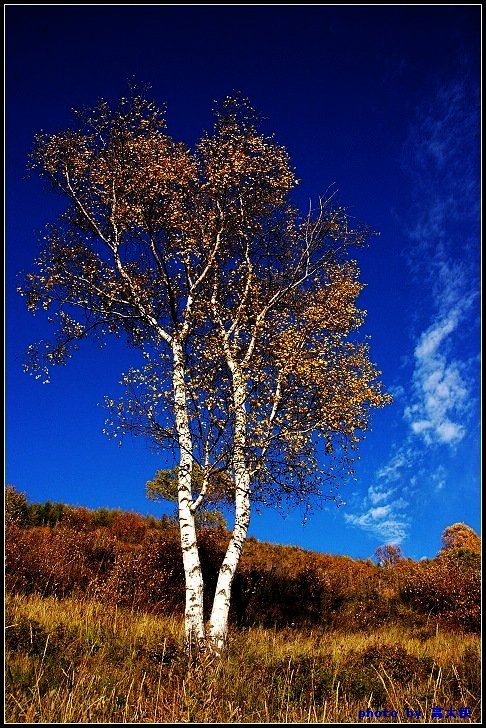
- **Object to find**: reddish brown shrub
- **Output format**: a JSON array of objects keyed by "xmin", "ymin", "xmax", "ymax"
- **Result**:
[
  {"xmin": 5, "ymin": 524, "xmax": 95, "ymax": 597},
  {"xmin": 400, "ymin": 555, "xmax": 480, "ymax": 632},
  {"xmin": 93, "ymin": 528, "xmax": 184, "ymax": 612},
  {"xmin": 62, "ymin": 506, "xmax": 94, "ymax": 531},
  {"xmin": 111, "ymin": 511, "xmax": 148, "ymax": 543}
]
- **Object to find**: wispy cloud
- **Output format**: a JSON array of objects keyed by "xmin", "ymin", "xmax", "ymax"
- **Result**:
[
  {"xmin": 376, "ymin": 448, "xmax": 411, "ymax": 483},
  {"xmin": 404, "ymin": 308, "xmax": 470, "ymax": 446},
  {"xmin": 367, "ymin": 484, "xmax": 393, "ymax": 505},
  {"xmin": 431, "ymin": 465, "xmax": 447, "ymax": 492},
  {"xmin": 401, "ymin": 74, "xmax": 479, "ymax": 450},
  {"xmin": 344, "ymin": 446, "xmax": 452, "ymax": 544},
  {"xmin": 402, "ymin": 77, "xmax": 479, "ymax": 232},
  {"xmin": 346, "ymin": 72, "xmax": 479, "ymax": 548},
  {"xmin": 344, "ymin": 509, "xmax": 407, "ymax": 544},
  {"xmin": 344, "ymin": 451, "xmax": 411, "ymax": 544},
  {"xmin": 344, "ymin": 489, "xmax": 409, "ymax": 545}
]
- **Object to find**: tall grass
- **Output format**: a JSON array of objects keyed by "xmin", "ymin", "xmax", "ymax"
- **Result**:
[{"xmin": 5, "ymin": 593, "xmax": 480, "ymax": 723}]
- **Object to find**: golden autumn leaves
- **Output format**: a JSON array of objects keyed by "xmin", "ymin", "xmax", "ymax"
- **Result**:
[
  {"xmin": 22, "ymin": 90, "xmax": 391, "ymax": 509},
  {"xmin": 31, "ymin": 94, "xmax": 296, "ymax": 256}
]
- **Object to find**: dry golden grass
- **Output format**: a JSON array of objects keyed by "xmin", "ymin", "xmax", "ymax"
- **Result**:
[{"xmin": 5, "ymin": 592, "xmax": 480, "ymax": 723}]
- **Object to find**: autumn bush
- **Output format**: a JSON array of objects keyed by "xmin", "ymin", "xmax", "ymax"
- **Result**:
[
  {"xmin": 5, "ymin": 484, "xmax": 30, "ymax": 524},
  {"xmin": 5, "ymin": 490, "xmax": 178, "ymax": 531},
  {"xmin": 400, "ymin": 553, "xmax": 480, "ymax": 632},
  {"xmin": 98, "ymin": 528, "xmax": 185, "ymax": 612},
  {"xmin": 5, "ymin": 489, "xmax": 480, "ymax": 633},
  {"xmin": 5, "ymin": 523, "xmax": 96, "ymax": 598},
  {"xmin": 440, "ymin": 522, "xmax": 481, "ymax": 554}
]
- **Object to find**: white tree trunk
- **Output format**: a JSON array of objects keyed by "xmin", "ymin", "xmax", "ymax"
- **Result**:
[
  {"xmin": 209, "ymin": 368, "xmax": 251, "ymax": 653},
  {"xmin": 172, "ymin": 340, "xmax": 206, "ymax": 651}
]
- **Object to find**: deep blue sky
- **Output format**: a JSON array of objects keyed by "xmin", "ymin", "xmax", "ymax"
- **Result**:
[{"xmin": 6, "ymin": 6, "xmax": 480, "ymax": 560}]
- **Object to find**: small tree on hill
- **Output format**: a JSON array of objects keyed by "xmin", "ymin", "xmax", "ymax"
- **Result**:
[
  {"xmin": 146, "ymin": 466, "xmax": 228, "ymax": 529},
  {"xmin": 439, "ymin": 523, "xmax": 480, "ymax": 555},
  {"xmin": 374, "ymin": 543, "xmax": 403, "ymax": 567},
  {"xmin": 5, "ymin": 485, "xmax": 29, "ymax": 525}
]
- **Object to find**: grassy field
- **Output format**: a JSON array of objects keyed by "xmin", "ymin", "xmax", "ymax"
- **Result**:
[{"xmin": 5, "ymin": 592, "xmax": 480, "ymax": 723}]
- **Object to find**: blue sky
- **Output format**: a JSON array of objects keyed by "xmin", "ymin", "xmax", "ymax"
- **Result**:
[{"xmin": 6, "ymin": 6, "xmax": 480, "ymax": 560}]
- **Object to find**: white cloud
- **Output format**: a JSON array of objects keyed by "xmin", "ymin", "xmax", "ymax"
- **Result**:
[
  {"xmin": 431, "ymin": 465, "xmax": 447, "ymax": 492},
  {"xmin": 344, "ymin": 501, "xmax": 408, "ymax": 545},
  {"xmin": 410, "ymin": 420, "xmax": 430, "ymax": 435},
  {"xmin": 344, "ymin": 462, "xmax": 410, "ymax": 544},
  {"xmin": 436, "ymin": 421, "xmax": 463, "ymax": 444},
  {"xmin": 376, "ymin": 449, "xmax": 410, "ymax": 483},
  {"xmin": 388, "ymin": 384, "xmax": 406, "ymax": 401},
  {"xmin": 414, "ymin": 309, "xmax": 459, "ymax": 359},
  {"xmin": 367, "ymin": 484, "xmax": 393, "ymax": 505},
  {"xmin": 404, "ymin": 309, "xmax": 470, "ymax": 447}
]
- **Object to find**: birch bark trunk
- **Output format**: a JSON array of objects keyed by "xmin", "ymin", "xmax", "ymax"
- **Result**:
[
  {"xmin": 208, "ymin": 365, "xmax": 251, "ymax": 653},
  {"xmin": 172, "ymin": 339, "xmax": 206, "ymax": 651}
]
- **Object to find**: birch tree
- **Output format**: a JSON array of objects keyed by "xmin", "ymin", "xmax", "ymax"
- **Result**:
[
  {"xmin": 202, "ymin": 102, "xmax": 391, "ymax": 650},
  {"xmin": 20, "ymin": 90, "xmax": 391, "ymax": 655},
  {"xmin": 21, "ymin": 91, "xmax": 224, "ymax": 651}
]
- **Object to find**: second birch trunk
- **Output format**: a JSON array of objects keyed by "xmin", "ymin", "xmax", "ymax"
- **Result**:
[{"xmin": 209, "ymin": 366, "xmax": 251, "ymax": 653}]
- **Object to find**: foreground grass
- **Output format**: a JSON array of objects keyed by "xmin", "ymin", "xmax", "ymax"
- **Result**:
[{"xmin": 5, "ymin": 592, "xmax": 481, "ymax": 723}]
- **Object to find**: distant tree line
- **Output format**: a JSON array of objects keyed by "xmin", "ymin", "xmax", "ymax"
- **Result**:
[{"xmin": 5, "ymin": 484, "xmax": 178, "ymax": 530}]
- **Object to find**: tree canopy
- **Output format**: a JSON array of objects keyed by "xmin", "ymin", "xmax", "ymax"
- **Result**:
[{"xmin": 440, "ymin": 523, "xmax": 480, "ymax": 555}]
